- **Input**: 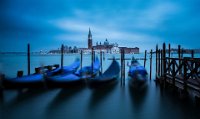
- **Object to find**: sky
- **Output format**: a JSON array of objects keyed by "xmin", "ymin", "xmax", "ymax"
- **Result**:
[{"xmin": 0, "ymin": 0, "xmax": 200, "ymax": 52}]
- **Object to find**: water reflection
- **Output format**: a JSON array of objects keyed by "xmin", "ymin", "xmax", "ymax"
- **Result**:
[
  {"xmin": 5, "ymin": 89, "xmax": 47, "ymax": 108},
  {"xmin": 88, "ymin": 81, "xmax": 118, "ymax": 110},
  {"xmin": 46, "ymin": 86, "xmax": 85, "ymax": 110},
  {"xmin": 128, "ymin": 82, "xmax": 148, "ymax": 112}
]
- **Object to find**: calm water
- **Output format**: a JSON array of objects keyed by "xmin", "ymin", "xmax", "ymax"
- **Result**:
[{"xmin": 0, "ymin": 53, "xmax": 200, "ymax": 119}]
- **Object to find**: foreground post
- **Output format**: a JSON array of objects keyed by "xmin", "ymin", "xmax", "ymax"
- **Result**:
[
  {"xmin": 100, "ymin": 50, "xmax": 103, "ymax": 74},
  {"xmin": 150, "ymin": 49, "xmax": 152, "ymax": 80},
  {"xmin": 27, "ymin": 44, "xmax": 30, "ymax": 75},
  {"xmin": 178, "ymin": 45, "xmax": 182, "ymax": 74},
  {"xmin": 156, "ymin": 45, "xmax": 158, "ymax": 79},
  {"xmin": 81, "ymin": 50, "xmax": 83, "ymax": 70},
  {"xmin": 61, "ymin": 44, "xmax": 64, "ymax": 70},
  {"xmin": 91, "ymin": 48, "xmax": 94, "ymax": 76},
  {"xmin": 144, "ymin": 50, "xmax": 147, "ymax": 68},
  {"xmin": 163, "ymin": 43, "xmax": 166, "ymax": 85}
]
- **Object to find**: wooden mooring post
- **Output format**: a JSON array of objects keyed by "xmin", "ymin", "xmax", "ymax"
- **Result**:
[
  {"xmin": 120, "ymin": 49, "xmax": 125, "ymax": 86},
  {"xmin": 27, "ymin": 44, "xmax": 30, "ymax": 75},
  {"xmin": 144, "ymin": 50, "xmax": 147, "ymax": 68},
  {"xmin": 0, "ymin": 74, "xmax": 4, "ymax": 99},
  {"xmin": 91, "ymin": 48, "xmax": 94, "ymax": 76},
  {"xmin": 150, "ymin": 49, "xmax": 153, "ymax": 80},
  {"xmin": 61, "ymin": 44, "xmax": 64, "ymax": 70},
  {"xmin": 163, "ymin": 43, "xmax": 166, "ymax": 86},
  {"xmin": 156, "ymin": 45, "xmax": 158, "ymax": 79},
  {"xmin": 80, "ymin": 50, "xmax": 83, "ymax": 70},
  {"xmin": 100, "ymin": 50, "xmax": 103, "ymax": 74}
]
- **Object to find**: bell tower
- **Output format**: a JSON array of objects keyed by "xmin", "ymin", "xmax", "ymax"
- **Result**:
[{"xmin": 88, "ymin": 28, "xmax": 92, "ymax": 49}]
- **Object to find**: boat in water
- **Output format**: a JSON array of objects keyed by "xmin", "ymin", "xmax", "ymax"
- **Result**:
[
  {"xmin": 46, "ymin": 57, "xmax": 100, "ymax": 88},
  {"xmin": 88, "ymin": 58, "xmax": 120, "ymax": 88},
  {"xmin": 128, "ymin": 57, "xmax": 148, "ymax": 89}
]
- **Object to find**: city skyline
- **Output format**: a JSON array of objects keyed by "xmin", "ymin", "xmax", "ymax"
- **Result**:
[{"xmin": 1, "ymin": 0, "xmax": 200, "ymax": 52}]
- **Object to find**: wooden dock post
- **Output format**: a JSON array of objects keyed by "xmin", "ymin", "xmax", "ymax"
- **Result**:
[
  {"xmin": 183, "ymin": 58, "xmax": 188, "ymax": 93},
  {"xmin": 100, "ymin": 50, "xmax": 103, "ymax": 74},
  {"xmin": 158, "ymin": 49, "xmax": 161, "ymax": 78},
  {"xmin": 163, "ymin": 43, "xmax": 166, "ymax": 85},
  {"xmin": 172, "ymin": 59, "xmax": 176, "ymax": 89},
  {"xmin": 168, "ymin": 44, "xmax": 171, "ymax": 58},
  {"xmin": 150, "ymin": 49, "xmax": 152, "ymax": 80},
  {"xmin": 178, "ymin": 45, "xmax": 182, "ymax": 74},
  {"xmin": 0, "ymin": 74, "xmax": 5, "ymax": 99},
  {"xmin": 120, "ymin": 48, "xmax": 125, "ymax": 86},
  {"xmin": 160, "ymin": 50, "xmax": 163, "ymax": 77},
  {"xmin": 80, "ymin": 50, "xmax": 83, "ymax": 70},
  {"xmin": 191, "ymin": 50, "xmax": 194, "ymax": 58},
  {"xmin": 156, "ymin": 45, "xmax": 158, "ymax": 79},
  {"xmin": 144, "ymin": 50, "xmax": 147, "ymax": 68},
  {"xmin": 91, "ymin": 48, "xmax": 94, "ymax": 76},
  {"xmin": 27, "ymin": 44, "xmax": 30, "ymax": 75},
  {"xmin": 123, "ymin": 50, "xmax": 125, "ymax": 86},
  {"xmin": 61, "ymin": 44, "xmax": 64, "ymax": 70}
]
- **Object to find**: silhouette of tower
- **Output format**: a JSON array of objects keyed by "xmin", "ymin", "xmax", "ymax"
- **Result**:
[{"xmin": 88, "ymin": 28, "xmax": 92, "ymax": 49}]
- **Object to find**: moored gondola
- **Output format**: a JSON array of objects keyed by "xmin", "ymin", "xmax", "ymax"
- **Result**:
[
  {"xmin": 45, "ymin": 57, "xmax": 100, "ymax": 88},
  {"xmin": 2, "ymin": 59, "xmax": 80, "ymax": 89},
  {"xmin": 128, "ymin": 57, "xmax": 148, "ymax": 89},
  {"xmin": 88, "ymin": 58, "xmax": 120, "ymax": 88}
]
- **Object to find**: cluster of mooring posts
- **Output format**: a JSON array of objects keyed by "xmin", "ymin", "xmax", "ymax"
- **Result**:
[{"xmin": 155, "ymin": 43, "xmax": 200, "ymax": 103}]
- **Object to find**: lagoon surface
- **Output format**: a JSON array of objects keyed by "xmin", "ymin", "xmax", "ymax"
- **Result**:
[{"xmin": 0, "ymin": 53, "xmax": 200, "ymax": 119}]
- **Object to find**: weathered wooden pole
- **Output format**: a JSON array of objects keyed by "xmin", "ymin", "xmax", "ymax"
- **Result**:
[
  {"xmin": 191, "ymin": 50, "xmax": 194, "ymax": 79},
  {"xmin": 144, "ymin": 50, "xmax": 147, "ymax": 68},
  {"xmin": 93, "ymin": 49, "xmax": 95, "ymax": 62},
  {"xmin": 91, "ymin": 48, "xmax": 94, "ymax": 75},
  {"xmin": 191, "ymin": 50, "xmax": 194, "ymax": 58},
  {"xmin": 178, "ymin": 45, "xmax": 182, "ymax": 74},
  {"xmin": 61, "ymin": 44, "xmax": 64, "ymax": 70},
  {"xmin": 172, "ymin": 59, "xmax": 176, "ymax": 89},
  {"xmin": 163, "ymin": 43, "xmax": 166, "ymax": 85},
  {"xmin": 160, "ymin": 50, "xmax": 163, "ymax": 77},
  {"xmin": 100, "ymin": 50, "xmax": 103, "ymax": 74},
  {"xmin": 183, "ymin": 58, "xmax": 188, "ymax": 93},
  {"xmin": 120, "ymin": 49, "xmax": 124, "ymax": 86},
  {"xmin": 156, "ymin": 45, "xmax": 158, "ymax": 78},
  {"xmin": 0, "ymin": 74, "xmax": 5, "ymax": 99},
  {"xmin": 168, "ymin": 44, "xmax": 171, "ymax": 58},
  {"xmin": 123, "ymin": 50, "xmax": 125, "ymax": 86},
  {"xmin": 150, "ymin": 49, "xmax": 153, "ymax": 80},
  {"xmin": 80, "ymin": 50, "xmax": 83, "ymax": 70},
  {"xmin": 103, "ymin": 52, "xmax": 105, "ymax": 61},
  {"xmin": 158, "ymin": 49, "xmax": 161, "ymax": 77},
  {"xmin": 27, "ymin": 44, "xmax": 30, "ymax": 75},
  {"xmin": 168, "ymin": 44, "xmax": 171, "ymax": 75}
]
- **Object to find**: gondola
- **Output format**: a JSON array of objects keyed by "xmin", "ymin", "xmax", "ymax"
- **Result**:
[
  {"xmin": 88, "ymin": 58, "xmax": 120, "ymax": 88},
  {"xmin": 2, "ymin": 74, "xmax": 45, "ymax": 89},
  {"xmin": 2, "ymin": 58, "xmax": 80, "ymax": 89},
  {"xmin": 45, "ymin": 57, "xmax": 100, "ymax": 88},
  {"xmin": 128, "ymin": 57, "xmax": 148, "ymax": 89},
  {"xmin": 46, "ymin": 58, "xmax": 80, "ymax": 77}
]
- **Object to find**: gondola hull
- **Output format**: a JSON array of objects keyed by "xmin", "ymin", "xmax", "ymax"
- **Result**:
[
  {"xmin": 88, "ymin": 59, "xmax": 120, "ymax": 88},
  {"xmin": 128, "ymin": 58, "xmax": 148, "ymax": 89},
  {"xmin": 3, "ymin": 74, "xmax": 45, "ymax": 89},
  {"xmin": 46, "ymin": 57, "xmax": 100, "ymax": 88}
]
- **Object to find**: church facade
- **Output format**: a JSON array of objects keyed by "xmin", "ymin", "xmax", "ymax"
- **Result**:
[{"xmin": 78, "ymin": 28, "xmax": 139, "ymax": 54}]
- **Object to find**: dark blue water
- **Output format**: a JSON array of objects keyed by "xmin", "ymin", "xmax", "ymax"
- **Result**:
[{"xmin": 0, "ymin": 54, "xmax": 200, "ymax": 119}]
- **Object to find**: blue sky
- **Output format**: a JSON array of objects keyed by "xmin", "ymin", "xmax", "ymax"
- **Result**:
[{"xmin": 0, "ymin": 0, "xmax": 200, "ymax": 52}]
